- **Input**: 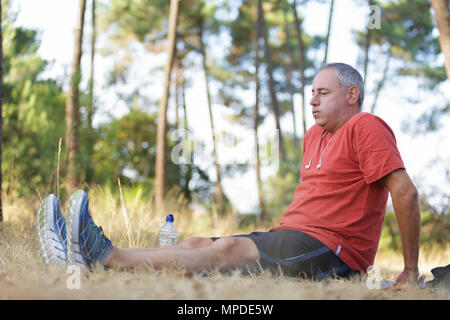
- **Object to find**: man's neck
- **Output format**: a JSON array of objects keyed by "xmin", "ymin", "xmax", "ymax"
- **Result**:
[{"xmin": 326, "ymin": 109, "xmax": 361, "ymax": 134}]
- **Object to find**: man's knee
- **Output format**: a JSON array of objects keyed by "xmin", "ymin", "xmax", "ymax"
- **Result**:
[
  {"xmin": 211, "ymin": 237, "xmax": 259, "ymax": 263},
  {"xmin": 179, "ymin": 237, "xmax": 213, "ymax": 249}
]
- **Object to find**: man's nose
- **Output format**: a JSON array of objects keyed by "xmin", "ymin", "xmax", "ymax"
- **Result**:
[{"xmin": 310, "ymin": 94, "xmax": 319, "ymax": 106}]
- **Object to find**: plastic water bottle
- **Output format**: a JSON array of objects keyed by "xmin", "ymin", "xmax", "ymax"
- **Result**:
[{"xmin": 159, "ymin": 214, "xmax": 178, "ymax": 247}]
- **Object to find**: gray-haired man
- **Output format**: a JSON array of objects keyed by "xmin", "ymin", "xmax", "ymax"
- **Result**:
[{"xmin": 37, "ymin": 63, "xmax": 422, "ymax": 285}]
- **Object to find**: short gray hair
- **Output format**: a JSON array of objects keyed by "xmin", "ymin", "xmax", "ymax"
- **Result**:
[{"xmin": 321, "ymin": 63, "xmax": 364, "ymax": 107}]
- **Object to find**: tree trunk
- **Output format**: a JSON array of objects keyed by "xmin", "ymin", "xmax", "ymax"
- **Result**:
[
  {"xmin": 174, "ymin": 55, "xmax": 180, "ymax": 132},
  {"xmin": 254, "ymin": 3, "xmax": 266, "ymax": 223},
  {"xmin": 155, "ymin": 0, "xmax": 179, "ymax": 214},
  {"xmin": 363, "ymin": 0, "xmax": 375, "ymax": 86},
  {"xmin": 198, "ymin": 15, "xmax": 224, "ymax": 214},
  {"xmin": 370, "ymin": 48, "xmax": 391, "ymax": 114},
  {"xmin": 431, "ymin": 0, "xmax": 450, "ymax": 79},
  {"xmin": 291, "ymin": 0, "xmax": 307, "ymax": 136},
  {"xmin": 258, "ymin": 0, "xmax": 286, "ymax": 161},
  {"xmin": 182, "ymin": 76, "xmax": 193, "ymax": 202},
  {"xmin": 0, "ymin": 2, "xmax": 3, "ymax": 222},
  {"xmin": 85, "ymin": 0, "xmax": 96, "ymax": 184},
  {"xmin": 65, "ymin": 0, "xmax": 86, "ymax": 195},
  {"xmin": 362, "ymin": 28, "xmax": 372, "ymax": 86},
  {"xmin": 177, "ymin": 56, "xmax": 193, "ymax": 201},
  {"xmin": 322, "ymin": 0, "xmax": 335, "ymax": 65},
  {"xmin": 88, "ymin": 0, "xmax": 95, "ymax": 127},
  {"xmin": 283, "ymin": 7, "xmax": 300, "ymax": 181}
]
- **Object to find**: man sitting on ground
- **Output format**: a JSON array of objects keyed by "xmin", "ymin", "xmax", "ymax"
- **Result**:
[{"xmin": 36, "ymin": 63, "xmax": 422, "ymax": 285}]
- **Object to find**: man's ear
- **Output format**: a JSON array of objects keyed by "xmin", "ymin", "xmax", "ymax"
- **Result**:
[{"xmin": 347, "ymin": 86, "xmax": 360, "ymax": 107}]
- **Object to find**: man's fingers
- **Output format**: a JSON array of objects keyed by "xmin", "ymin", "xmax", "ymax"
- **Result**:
[
  {"xmin": 393, "ymin": 269, "xmax": 426, "ymax": 287},
  {"xmin": 417, "ymin": 275, "xmax": 426, "ymax": 286},
  {"xmin": 394, "ymin": 273, "xmax": 425, "ymax": 288}
]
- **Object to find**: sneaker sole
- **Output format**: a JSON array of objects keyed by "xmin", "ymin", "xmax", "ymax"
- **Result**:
[
  {"xmin": 36, "ymin": 194, "xmax": 67, "ymax": 266},
  {"xmin": 67, "ymin": 190, "xmax": 88, "ymax": 269}
]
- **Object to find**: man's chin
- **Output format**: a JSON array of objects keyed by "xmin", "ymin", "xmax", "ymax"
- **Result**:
[{"xmin": 314, "ymin": 119, "xmax": 324, "ymax": 127}]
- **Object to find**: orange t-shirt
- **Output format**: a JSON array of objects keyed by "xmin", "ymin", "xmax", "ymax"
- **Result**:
[{"xmin": 272, "ymin": 112, "xmax": 405, "ymax": 272}]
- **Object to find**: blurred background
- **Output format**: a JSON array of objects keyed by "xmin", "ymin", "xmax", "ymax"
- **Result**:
[{"xmin": 1, "ymin": 0, "xmax": 449, "ymax": 251}]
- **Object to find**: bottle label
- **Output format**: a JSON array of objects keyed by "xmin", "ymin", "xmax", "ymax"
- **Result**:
[{"xmin": 159, "ymin": 233, "xmax": 177, "ymax": 247}]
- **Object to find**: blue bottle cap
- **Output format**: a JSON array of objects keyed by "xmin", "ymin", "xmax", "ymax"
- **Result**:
[{"xmin": 166, "ymin": 214, "xmax": 174, "ymax": 223}]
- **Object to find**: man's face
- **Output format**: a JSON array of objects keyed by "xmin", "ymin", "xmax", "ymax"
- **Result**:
[{"xmin": 309, "ymin": 68, "xmax": 349, "ymax": 133}]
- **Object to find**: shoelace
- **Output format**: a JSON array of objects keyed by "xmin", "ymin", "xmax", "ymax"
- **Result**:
[
  {"xmin": 55, "ymin": 211, "xmax": 67, "ymax": 246},
  {"xmin": 81, "ymin": 217, "xmax": 111, "ymax": 265}
]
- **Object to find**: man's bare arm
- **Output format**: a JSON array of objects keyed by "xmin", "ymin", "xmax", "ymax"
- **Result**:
[{"xmin": 380, "ymin": 168, "xmax": 421, "ymax": 284}]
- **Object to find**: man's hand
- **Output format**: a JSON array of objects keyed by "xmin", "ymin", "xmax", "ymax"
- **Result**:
[{"xmin": 394, "ymin": 267, "xmax": 425, "ymax": 287}]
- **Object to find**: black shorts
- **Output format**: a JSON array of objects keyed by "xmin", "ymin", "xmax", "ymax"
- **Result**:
[{"xmin": 211, "ymin": 230, "xmax": 355, "ymax": 279}]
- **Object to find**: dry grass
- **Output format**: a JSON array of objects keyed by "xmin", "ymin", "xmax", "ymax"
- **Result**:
[{"xmin": 0, "ymin": 186, "xmax": 449, "ymax": 300}]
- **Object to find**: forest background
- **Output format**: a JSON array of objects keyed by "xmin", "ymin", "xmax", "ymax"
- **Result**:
[{"xmin": 1, "ymin": 0, "xmax": 449, "ymax": 259}]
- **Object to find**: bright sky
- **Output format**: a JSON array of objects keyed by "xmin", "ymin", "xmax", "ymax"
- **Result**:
[{"xmin": 12, "ymin": 0, "xmax": 450, "ymax": 213}]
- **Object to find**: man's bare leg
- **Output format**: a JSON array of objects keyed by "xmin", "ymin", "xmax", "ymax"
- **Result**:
[
  {"xmin": 103, "ymin": 236, "xmax": 260, "ymax": 273},
  {"xmin": 124, "ymin": 237, "xmax": 214, "ymax": 253}
]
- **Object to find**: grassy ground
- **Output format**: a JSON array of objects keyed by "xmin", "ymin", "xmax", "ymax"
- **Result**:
[{"xmin": 0, "ymin": 186, "xmax": 449, "ymax": 300}]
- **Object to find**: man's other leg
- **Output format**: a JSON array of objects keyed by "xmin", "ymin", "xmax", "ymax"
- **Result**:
[{"xmin": 124, "ymin": 237, "xmax": 214, "ymax": 253}]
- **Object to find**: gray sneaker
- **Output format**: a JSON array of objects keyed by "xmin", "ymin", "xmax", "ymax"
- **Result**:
[
  {"xmin": 36, "ymin": 194, "xmax": 67, "ymax": 266},
  {"xmin": 66, "ymin": 190, "xmax": 112, "ymax": 270}
]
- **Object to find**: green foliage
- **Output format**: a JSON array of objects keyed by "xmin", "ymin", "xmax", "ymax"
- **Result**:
[
  {"xmin": 402, "ymin": 102, "xmax": 450, "ymax": 134},
  {"xmin": 263, "ymin": 134, "xmax": 303, "ymax": 220},
  {"xmin": 92, "ymin": 107, "xmax": 182, "ymax": 192},
  {"xmin": 264, "ymin": 166, "xmax": 299, "ymax": 220},
  {"xmin": 379, "ymin": 211, "xmax": 450, "ymax": 252},
  {"xmin": 420, "ymin": 210, "xmax": 450, "ymax": 248},
  {"xmin": 2, "ymin": 4, "xmax": 67, "ymax": 196},
  {"xmin": 99, "ymin": 0, "xmax": 169, "ymax": 44},
  {"xmin": 355, "ymin": 0, "xmax": 444, "ymax": 83},
  {"xmin": 219, "ymin": 0, "xmax": 320, "ymax": 139},
  {"xmin": 90, "ymin": 105, "xmax": 216, "ymax": 204}
]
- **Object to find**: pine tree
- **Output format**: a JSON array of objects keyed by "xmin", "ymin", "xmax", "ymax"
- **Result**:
[{"xmin": 65, "ymin": 0, "xmax": 87, "ymax": 194}]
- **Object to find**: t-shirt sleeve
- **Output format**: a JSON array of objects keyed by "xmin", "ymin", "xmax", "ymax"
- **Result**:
[{"xmin": 354, "ymin": 115, "xmax": 405, "ymax": 184}]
